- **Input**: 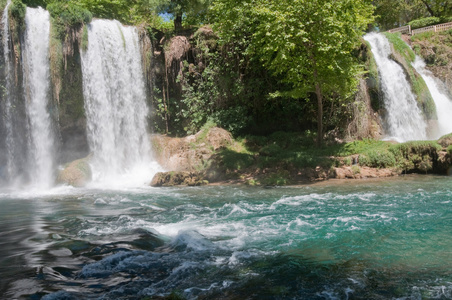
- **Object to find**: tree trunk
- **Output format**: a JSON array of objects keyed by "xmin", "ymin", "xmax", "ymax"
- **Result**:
[
  {"xmin": 315, "ymin": 82, "xmax": 323, "ymax": 147},
  {"xmin": 420, "ymin": 0, "xmax": 436, "ymax": 16},
  {"xmin": 174, "ymin": 13, "xmax": 182, "ymax": 33},
  {"xmin": 311, "ymin": 61, "xmax": 323, "ymax": 147}
]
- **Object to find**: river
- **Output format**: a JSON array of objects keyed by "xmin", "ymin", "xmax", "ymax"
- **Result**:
[{"xmin": 0, "ymin": 175, "xmax": 451, "ymax": 299}]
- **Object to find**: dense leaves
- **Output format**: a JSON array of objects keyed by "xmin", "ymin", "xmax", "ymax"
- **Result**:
[
  {"xmin": 373, "ymin": 0, "xmax": 452, "ymax": 30},
  {"xmin": 211, "ymin": 0, "xmax": 374, "ymax": 145}
]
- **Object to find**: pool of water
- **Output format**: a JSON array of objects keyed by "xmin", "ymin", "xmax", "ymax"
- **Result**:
[{"xmin": 1, "ymin": 175, "xmax": 451, "ymax": 299}]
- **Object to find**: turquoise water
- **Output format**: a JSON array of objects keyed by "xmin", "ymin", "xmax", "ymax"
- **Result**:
[{"xmin": 0, "ymin": 175, "xmax": 451, "ymax": 299}]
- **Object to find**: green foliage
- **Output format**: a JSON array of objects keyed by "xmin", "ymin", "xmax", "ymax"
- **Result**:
[
  {"xmin": 359, "ymin": 149, "xmax": 396, "ymax": 168},
  {"xmin": 21, "ymin": 0, "xmax": 46, "ymax": 7},
  {"xmin": 0, "ymin": 0, "xmax": 7, "ymax": 10},
  {"xmin": 77, "ymin": 0, "xmax": 129, "ymax": 23},
  {"xmin": 373, "ymin": 0, "xmax": 452, "ymax": 30},
  {"xmin": 196, "ymin": 119, "xmax": 217, "ymax": 142},
  {"xmin": 384, "ymin": 32, "xmax": 415, "ymax": 62},
  {"xmin": 373, "ymin": 0, "xmax": 425, "ymax": 30},
  {"xmin": 261, "ymin": 170, "xmax": 290, "ymax": 186},
  {"xmin": 211, "ymin": 0, "xmax": 374, "ymax": 145},
  {"xmin": 389, "ymin": 141, "xmax": 441, "ymax": 172},
  {"xmin": 81, "ymin": 24, "xmax": 88, "ymax": 50},
  {"xmin": 179, "ymin": 27, "xmax": 274, "ymax": 136},
  {"xmin": 441, "ymin": 15, "xmax": 452, "ymax": 23},
  {"xmin": 337, "ymin": 139, "xmax": 389, "ymax": 156},
  {"xmin": 363, "ymin": 40, "xmax": 381, "ymax": 111},
  {"xmin": 410, "ymin": 31, "xmax": 435, "ymax": 42},
  {"xmin": 447, "ymin": 145, "xmax": 452, "ymax": 156},
  {"xmin": 8, "ymin": 0, "xmax": 26, "ymax": 58},
  {"xmin": 216, "ymin": 148, "xmax": 255, "ymax": 172},
  {"xmin": 47, "ymin": 1, "xmax": 92, "ymax": 39},
  {"xmin": 351, "ymin": 165, "xmax": 361, "ymax": 174},
  {"xmin": 410, "ymin": 29, "xmax": 452, "ymax": 69},
  {"xmin": 408, "ymin": 16, "xmax": 440, "ymax": 29},
  {"xmin": 9, "ymin": 0, "xmax": 26, "ymax": 27}
]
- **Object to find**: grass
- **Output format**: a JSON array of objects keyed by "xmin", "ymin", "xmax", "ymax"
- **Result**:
[
  {"xmin": 210, "ymin": 131, "xmax": 449, "ymax": 185},
  {"xmin": 384, "ymin": 32, "xmax": 415, "ymax": 63}
]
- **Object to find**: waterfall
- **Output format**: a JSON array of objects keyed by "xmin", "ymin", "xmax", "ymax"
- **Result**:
[
  {"xmin": 21, "ymin": 7, "xmax": 55, "ymax": 188},
  {"xmin": 364, "ymin": 33, "xmax": 427, "ymax": 142},
  {"xmin": 81, "ymin": 19, "xmax": 160, "ymax": 187},
  {"xmin": 0, "ymin": 5, "xmax": 55, "ymax": 188},
  {"xmin": 1, "ymin": 0, "xmax": 27, "ymax": 187},
  {"xmin": 413, "ymin": 56, "xmax": 452, "ymax": 138},
  {"xmin": 1, "ymin": 0, "xmax": 18, "ymax": 185}
]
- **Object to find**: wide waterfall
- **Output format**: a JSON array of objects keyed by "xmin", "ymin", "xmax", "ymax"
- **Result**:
[
  {"xmin": 364, "ymin": 33, "xmax": 427, "ymax": 142},
  {"xmin": 81, "ymin": 19, "xmax": 160, "ymax": 187},
  {"xmin": 413, "ymin": 56, "xmax": 452, "ymax": 138},
  {"xmin": 0, "ymin": 6, "xmax": 55, "ymax": 189}
]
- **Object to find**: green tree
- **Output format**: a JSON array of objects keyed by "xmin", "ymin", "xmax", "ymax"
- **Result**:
[
  {"xmin": 151, "ymin": 0, "xmax": 210, "ymax": 31},
  {"xmin": 418, "ymin": 0, "xmax": 452, "ymax": 17},
  {"xmin": 373, "ymin": 0, "xmax": 452, "ymax": 30},
  {"xmin": 212, "ymin": 0, "xmax": 374, "ymax": 146}
]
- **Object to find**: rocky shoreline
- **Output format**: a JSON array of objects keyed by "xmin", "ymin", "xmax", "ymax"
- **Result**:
[{"xmin": 57, "ymin": 127, "xmax": 452, "ymax": 188}]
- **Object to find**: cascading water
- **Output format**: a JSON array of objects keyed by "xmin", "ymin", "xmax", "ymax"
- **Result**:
[
  {"xmin": 1, "ymin": 0, "xmax": 15, "ymax": 184},
  {"xmin": 81, "ymin": 19, "xmax": 160, "ymax": 187},
  {"xmin": 1, "ymin": 0, "xmax": 26, "ymax": 187},
  {"xmin": 364, "ymin": 33, "xmax": 427, "ymax": 142},
  {"xmin": 0, "ymin": 5, "xmax": 55, "ymax": 189},
  {"xmin": 21, "ymin": 7, "xmax": 55, "ymax": 188},
  {"xmin": 413, "ymin": 56, "xmax": 452, "ymax": 138}
]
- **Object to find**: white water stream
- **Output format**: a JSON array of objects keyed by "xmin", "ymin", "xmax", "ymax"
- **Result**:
[
  {"xmin": 413, "ymin": 56, "xmax": 452, "ymax": 138},
  {"xmin": 22, "ymin": 7, "xmax": 55, "ymax": 188},
  {"xmin": 1, "ymin": 0, "xmax": 16, "ymax": 184},
  {"xmin": 81, "ymin": 19, "xmax": 161, "ymax": 188},
  {"xmin": 364, "ymin": 33, "xmax": 428, "ymax": 142}
]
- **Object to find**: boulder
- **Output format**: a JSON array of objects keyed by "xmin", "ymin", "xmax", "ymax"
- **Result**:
[
  {"xmin": 150, "ymin": 171, "xmax": 207, "ymax": 187},
  {"xmin": 57, "ymin": 157, "xmax": 92, "ymax": 187},
  {"xmin": 150, "ymin": 127, "xmax": 233, "ymax": 172}
]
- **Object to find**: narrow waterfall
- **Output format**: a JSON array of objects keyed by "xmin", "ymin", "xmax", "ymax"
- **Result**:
[
  {"xmin": 21, "ymin": 7, "xmax": 55, "ymax": 188},
  {"xmin": 1, "ymin": 0, "xmax": 19, "ymax": 185},
  {"xmin": 0, "ymin": 5, "xmax": 55, "ymax": 188},
  {"xmin": 413, "ymin": 56, "xmax": 452, "ymax": 138},
  {"xmin": 81, "ymin": 19, "xmax": 159, "ymax": 187},
  {"xmin": 1, "ymin": 0, "xmax": 28, "ymax": 187},
  {"xmin": 364, "ymin": 33, "xmax": 427, "ymax": 142}
]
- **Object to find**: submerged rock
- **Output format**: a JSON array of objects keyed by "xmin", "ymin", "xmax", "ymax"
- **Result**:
[{"xmin": 57, "ymin": 156, "xmax": 92, "ymax": 187}]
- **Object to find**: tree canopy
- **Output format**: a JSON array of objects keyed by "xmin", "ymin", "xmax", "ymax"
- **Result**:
[
  {"xmin": 211, "ymin": 0, "xmax": 374, "ymax": 145},
  {"xmin": 373, "ymin": 0, "xmax": 452, "ymax": 30}
]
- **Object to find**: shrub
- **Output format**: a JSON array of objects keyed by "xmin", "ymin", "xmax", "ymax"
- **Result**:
[
  {"xmin": 447, "ymin": 145, "xmax": 452, "ymax": 156},
  {"xmin": 359, "ymin": 150, "xmax": 396, "ymax": 168},
  {"xmin": 47, "ymin": 1, "xmax": 92, "ymax": 39},
  {"xmin": 261, "ymin": 170, "xmax": 290, "ymax": 186},
  {"xmin": 440, "ymin": 16, "xmax": 452, "ymax": 23},
  {"xmin": 408, "ymin": 17, "xmax": 440, "ymax": 29},
  {"xmin": 259, "ymin": 143, "xmax": 282, "ymax": 157},
  {"xmin": 351, "ymin": 165, "xmax": 361, "ymax": 174},
  {"xmin": 9, "ymin": 0, "xmax": 26, "ymax": 27}
]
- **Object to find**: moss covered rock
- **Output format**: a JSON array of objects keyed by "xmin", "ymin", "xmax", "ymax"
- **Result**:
[
  {"xmin": 150, "ymin": 171, "xmax": 207, "ymax": 187},
  {"xmin": 384, "ymin": 32, "xmax": 437, "ymax": 121}
]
